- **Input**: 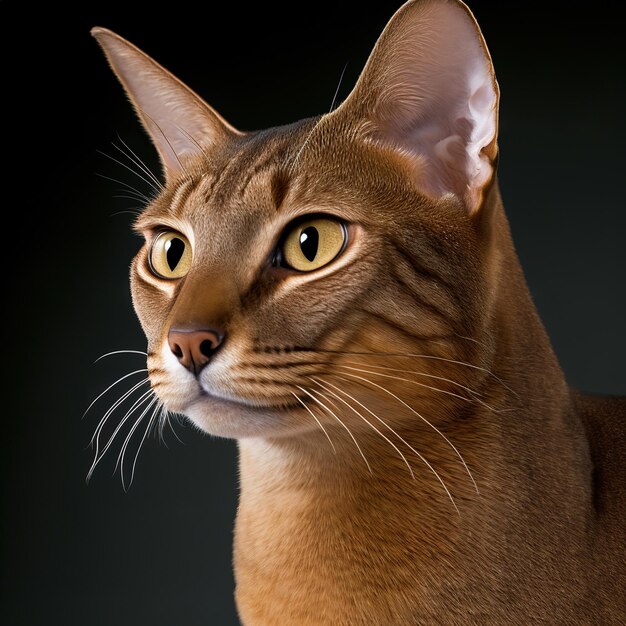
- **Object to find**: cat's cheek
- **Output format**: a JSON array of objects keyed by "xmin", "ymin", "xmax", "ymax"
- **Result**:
[{"xmin": 130, "ymin": 254, "xmax": 176, "ymax": 339}]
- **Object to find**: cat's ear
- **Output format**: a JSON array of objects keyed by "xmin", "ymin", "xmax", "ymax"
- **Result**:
[
  {"xmin": 332, "ymin": 0, "xmax": 499, "ymax": 214},
  {"xmin": 91, "ymin": 27, "xmax": 240, "ymax": 182}
]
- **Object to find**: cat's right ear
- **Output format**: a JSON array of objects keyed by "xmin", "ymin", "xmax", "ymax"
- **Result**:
[{"xmin": 91, "ymin": 28, "xmax": 241, "ymax": 183}]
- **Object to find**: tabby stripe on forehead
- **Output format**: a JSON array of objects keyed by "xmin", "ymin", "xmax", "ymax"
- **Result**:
[
  {"xmin": 171, "ymin": 178, "xmax": 196, "ymax": 217},
  {"xmin": 234, "ymin": 154, "xmax": 283, "ymax": 202},
  {"xmin": 202, "ymin": 156, "xmax": 241, "ymax": 203}
]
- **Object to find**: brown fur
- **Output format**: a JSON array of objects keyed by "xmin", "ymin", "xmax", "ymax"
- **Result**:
[{"xmin": 92, "ymin": 1, "xmax": 625, "ymax": 623}]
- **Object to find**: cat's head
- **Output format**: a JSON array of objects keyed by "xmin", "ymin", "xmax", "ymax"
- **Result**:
[{"xmin": 93, "ymin": 0, "xmax": 500, "ymax": 440}]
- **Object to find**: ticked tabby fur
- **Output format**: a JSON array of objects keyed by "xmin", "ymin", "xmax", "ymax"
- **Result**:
[{"xmin": 92, "ymin": 0, "xmax": 626, "ymax": 623}]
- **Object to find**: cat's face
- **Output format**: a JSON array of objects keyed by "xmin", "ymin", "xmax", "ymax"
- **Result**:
[
  {"xmin": 131, "ymin": 124, "xmax": 486, "ymax": 438},
  {"xmin": 94, "ymin": 0, "xmax": 499, "ymax": 440}
]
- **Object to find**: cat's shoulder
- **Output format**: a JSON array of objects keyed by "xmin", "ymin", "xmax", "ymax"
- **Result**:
[
  {"xmin": 575, "ymin": 391, "xmax": 626, "ymax": 440},
  {"xmin": 574, "ymin": 391, "xmax": 626, "ymax": 523}
]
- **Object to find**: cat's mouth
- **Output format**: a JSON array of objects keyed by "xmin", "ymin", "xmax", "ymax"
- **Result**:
[
  {"xmin": 196, "ymin": 385, "xmax": 298, "ymax": 411},
  {"xmin": 149, "ymin": 343, "xmax": 325, "ymax": 438},
  {"xmin": 182, "ymin": 388, "xmax": 312, "ymax": 439},
  {"xmin": 151, "ymin": 370, "xmax": 309, "ymax": 439}
]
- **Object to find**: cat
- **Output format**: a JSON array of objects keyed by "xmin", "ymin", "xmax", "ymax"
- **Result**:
[{"xmin": 92, "ymin": 0, "xmax": 626, "ymax": 623}]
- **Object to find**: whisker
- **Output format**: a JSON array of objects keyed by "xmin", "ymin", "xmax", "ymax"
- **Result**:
[
  {"xmin": 83, "ymin": 368, "xmax": 148, "ymax": 418},
  {"xmin": 157, "ymin": 403, "xmax": 167, "ymax": 443},
  {"xmin": 95, "ymin": 172, "xmax": 153, "ymax": 203},
  {"xmin": 114, "ymin": 135, "xmax": 164, "ymax": 191},
  {"xmin": 125, "ymin": 400, "xmax": 162, "ymax": 490},
  {"xmin": 322, "ymin": 375, "xmax": 460, "ymax": 515},
  {"xmin": 288, "ymin": 61, "xmax": 350, "ymax": 173},
  {"xmin": 174, "ymin": 123, "xmax": 213, "ymax": 170},
  {"xmin": 310, "ymin": 378, "xmax": 415, "ymax": 479},
  {"xmin": 112, "ymin": 191, "xmax": 150, "ymax": 203},
  {"xmin": 288, "ymin": 118, "xmax": 322, "ymax": 174},
  {"xmin": 110, "ymin": 204, "xmax": 145, "ymax": 216},
  {"xmin": 454, "ymin": 332, "xmax": 485, "ymax": 346},
  {"xmin": 142, "ymin": 111, "xmax": 192, "ymax": 180},
  {"xmin": 94, "ymin": 349, "xmax": 148, "ymax": 363},
  {"xmin": 312, "ymin": 348, "xmax": 519, "ymax": 399},
  {"xmin": 296, "ymin": 385, "xmax": 372, "ymax": 474},
  {"xmin": 336, "ymin": 364, "xmax": 499, "ymax": 413},
  {"xmin": 89, "ymin": 378, "xmax": 150, "ymax": 460},
  {"xmin": 341, "ymin": 360, "xmax": 485, "ymax": 397},
  {"xmin": 87, "ymin": 388, "xmax": 153, "ymax": 482},
  {"xmin": 97, "ymin": 149, "xmax": 161, "ymax": 193},
  {"xmin": 93, "ymin": 388, "xmax": 153, "ymax": 462},
  {"xmin": 291, "ymin": 391, "xmax": 336, "ymax": 453},
  {"xmin": 164, "ymin": 409, "xmax": 185, "ymax": 445},
  {"xmin": 329, "ymin": 62, "xmax": 349, "ymax": 112},
  {"xmin": 334, "ymin": 371, "xmax": 478, "ymax": 496},
  {"xmin": 117, "ymin": 396, "xmax": 159, "ymax": 490}
]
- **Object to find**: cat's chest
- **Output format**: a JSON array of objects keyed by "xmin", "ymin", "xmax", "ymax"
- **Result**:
[{"xmin": 232, "ymin": 489, "xmax": 475, "ymax": 625}]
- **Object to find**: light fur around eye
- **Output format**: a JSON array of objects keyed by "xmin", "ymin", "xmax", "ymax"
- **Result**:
[{"xmin": 148, "ymin": 231, "xmax": 192, "ymax": 279}]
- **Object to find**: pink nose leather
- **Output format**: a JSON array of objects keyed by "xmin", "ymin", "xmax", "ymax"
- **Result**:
[{"xmin": 168, "ymin": 329, "xmax": 224, "ymax": 375}]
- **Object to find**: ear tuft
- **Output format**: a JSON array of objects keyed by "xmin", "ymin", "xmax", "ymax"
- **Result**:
[
  {"xmin": 333, "ymin": 0, "xmax": 499, "ymax": 213},
  {"xmin": 92, "ymin": 27, "xmax": 240, "ymax": 182}
]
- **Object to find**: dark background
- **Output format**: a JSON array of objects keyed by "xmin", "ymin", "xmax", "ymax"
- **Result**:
[{"xmin": 2, "ymin": 1, "xmax": 624, "ymax": 624}]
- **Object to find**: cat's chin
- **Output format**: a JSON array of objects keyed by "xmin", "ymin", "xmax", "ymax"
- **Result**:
[{"xmin": 182, "ymin": 394, "xmax": 310, "ymax": 439}]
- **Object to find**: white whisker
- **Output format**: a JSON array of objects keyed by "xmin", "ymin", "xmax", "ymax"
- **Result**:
[
  {"xmin": 335, "ymin": 371, "xmax": 478, "ymax": 496},
  {"xmin": 117, "ymin": 396, "xmax": 159, "ymax": 490},
  {"xmin": 174, "ymin": 123, "xmax": 213, "ymax": 170},
  {"xmin": 112, "ymin": 193, "xmax": 150, "ymax": 204},
  {"xmin": 310, "ymin": 378, "xmax": 415, "ymax": 479},
  {"xmin": 165, "ymin": 409, "xmax": 185, "ymax": 445},
  {"xmin": 324, "ymin": 375, "xmax": 460, "ymax": 516},
  {"xmin": 97, "ymin": 149, "xmax": 161, "ymax": 193},
  {"xmin": 125, "ymin": 401, "xmax": 161, "ymax": 490},
  {"xmin": 316, "ymin": 349, "xmax": 519, "ymax": 399},
  {"xmin": 89, "ymin": 378, "xmax": 150, "ymax": 449},
  {"xmin": 296, "ymin": 385, "xmax": 372, "ymax": 474},
  {"xmin": 336, "ymin": 364, "xmax": 499, "ymax": 412},
  {"xmin": 342, "ymin": 361, "xmax": 485, "ymax": 397},
  {"xmin": 142, "ymin": 111, "xmax": 192, "ymax": 180},
  {"xmin": 329, "ymin": 62, "xmax": 349, "ymax": 112},
  {"xmin": 291, "ymin": 392, "xmax": 336, "ymax": 453},
  {"xmin": 95, "ymin": 172, "xmax": 153, "ymax": 203},
  {"xmin": 87, "ymin": 388, "xmax": 153, "ymax": 482},
  {"xmin": 83, "ymin": 368, "xmax": 148, "ymax": 418},
  {"xmin": 114, "ymin": 135, "xmax": 164, "ymax": 191},
  {"xmin": 94, "ymin": 349, "xmax": 148, "ymax": 363}
]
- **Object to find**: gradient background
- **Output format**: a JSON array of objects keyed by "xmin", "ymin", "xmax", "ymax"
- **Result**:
[{"xmin": 2, "ymin": 1, "xmax": 624, "ymax": 624}]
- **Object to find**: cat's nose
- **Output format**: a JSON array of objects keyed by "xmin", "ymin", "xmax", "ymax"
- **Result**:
[{"xmin": 167, "ymin": 328, "xmax": 225, "ymax": 375}]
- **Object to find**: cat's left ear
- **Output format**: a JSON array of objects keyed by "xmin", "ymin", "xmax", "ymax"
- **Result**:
[
  {"xmin": 92, "ymin": 27, "xmax": 241, "ymax": 182},
  {"xmin": 332, "ymin": 0, "xmax": 499, "ymax": 214}
]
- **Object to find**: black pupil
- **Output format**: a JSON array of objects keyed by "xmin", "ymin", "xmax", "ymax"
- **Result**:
[
  {"xmin": 165, "ymin": 237, "xmax": 185, "ymax": 271},
  {"xmin": 299, "ymin": 227, "xmax": 319, "ymax": 262}
]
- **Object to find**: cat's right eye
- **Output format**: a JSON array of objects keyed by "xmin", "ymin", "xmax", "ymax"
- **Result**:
[{"xmin": 148, "ymin": 231, "xmax": 192, "ymax": 279}]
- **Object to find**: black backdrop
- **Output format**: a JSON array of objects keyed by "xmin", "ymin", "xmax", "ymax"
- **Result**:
[{"xmin": 2, "ymin": 1, "xmax": 624, "ymax": 624}]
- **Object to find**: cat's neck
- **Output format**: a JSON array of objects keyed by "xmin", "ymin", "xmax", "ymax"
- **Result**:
[
  {"xmin": 235, "ymin": 427, "xmax": 476, "ymax": 623},
  {"xmin": 483, "ymin": 185, "xmax": 569, "ymax": 409}
]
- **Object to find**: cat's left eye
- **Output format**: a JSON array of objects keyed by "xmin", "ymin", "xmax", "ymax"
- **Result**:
[
  {"xmin": 279, "ymin": 217, "xmax": 347, "ymax": 272},
  {"xmin": 148, "ymin": 231, "xmax": 192, "ymax": 279}
]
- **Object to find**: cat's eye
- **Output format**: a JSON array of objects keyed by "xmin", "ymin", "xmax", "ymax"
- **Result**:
[
  {"xmin": 148, "ymin": 231, "xmax": 192, "ymax": 279},
  {"xmin": 280, "ymin": 217, "xmax": 347, "ymax": 272}
]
